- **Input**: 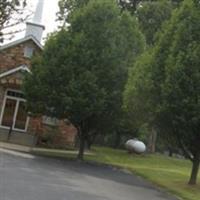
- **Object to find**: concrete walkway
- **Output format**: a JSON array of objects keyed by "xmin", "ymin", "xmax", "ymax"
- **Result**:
[
  {"xmin": 0, "ymin": 142, "xmax": 31, "ymax": 153},
  {"xmin": 0, "ymin": 142, "xmax": 93, "ymax": 156}
]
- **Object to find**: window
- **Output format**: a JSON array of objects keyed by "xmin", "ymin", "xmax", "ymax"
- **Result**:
[
  {"xmin": 42, "ymin": 116, "xmax": 59, "ymax": 126},
  {"xmin": 0, "ymin": 90, "xmax": 29, "ymax": 131},
  {"xmin": 24, "ymin": 46, "xmax": 34, "ymax": 58},
  {"xmin": 7, "ymin": 90, "xmax": 25, "ymax": 98}
]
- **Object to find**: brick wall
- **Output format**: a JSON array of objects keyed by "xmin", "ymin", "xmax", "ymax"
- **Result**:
[
  {"xmin": 0, "ymin": 40, "xmax": 38, "ymax": 73},
  {"xmin": 0, "ymin": 39, "xmax": 77, "ymax": 147},
  {"xmin": 28, "ymin": 117, "xmax": 77, "ymax": 147}
]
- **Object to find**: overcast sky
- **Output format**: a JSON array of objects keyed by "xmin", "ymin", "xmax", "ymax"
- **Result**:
[{"xmin": 4, "ymin": 0, "xmax": 60, "ymax": 44}]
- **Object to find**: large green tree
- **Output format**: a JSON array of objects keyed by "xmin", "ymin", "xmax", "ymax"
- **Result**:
[
  {"xmin": 0, "ymin": 0, "xmax": 27, "ymax": 43},
  {"xmin": 125, "ymin": 0, "xmax": 200, "ymax": 185},
  {"xmin": 124, "ymin": 51, "xmax": 157, "ymax": 152},
  {"xmin": 24, "ymin": 0, "xmax": 144, "ymax": 160},
  {"xmin": 137, "ymin": 0, "xmax": 174, "ymax": 46},
  {"xmin": 57, "ymin": 0, "xmax": 141, "ymax": 23},
  {"xmin": 159, "ymin": 0, "xmax": 200, "ymax": 185}
]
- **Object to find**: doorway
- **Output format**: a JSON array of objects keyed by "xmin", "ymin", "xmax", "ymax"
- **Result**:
[{"xmin": 0, "ymin": 90, "xmax": 29, "ymax": 132}]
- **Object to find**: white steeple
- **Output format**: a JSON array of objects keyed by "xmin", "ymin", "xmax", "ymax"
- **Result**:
[{"xmin": 25, "ymin": 0, "xmax": 45, "ymax": 43}]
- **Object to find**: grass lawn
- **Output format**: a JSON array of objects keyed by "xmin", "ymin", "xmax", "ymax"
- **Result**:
[
  {"xmin": 86, "ymin": 147, "xmax": 200, "ymax": 200},
  {"xmin": 32, "ymin": 146, "xmax": 200, "ymax": 200}
]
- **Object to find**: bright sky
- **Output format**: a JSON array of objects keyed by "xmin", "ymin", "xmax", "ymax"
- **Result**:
[{"xmin": 4, "ymin": 0, "xmax": 60, "ymax": 44}]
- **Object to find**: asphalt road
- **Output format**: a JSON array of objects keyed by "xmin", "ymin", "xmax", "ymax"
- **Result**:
[{"xmin": 0, "ymin": 149, "xmax": 178, "ymax": 200}]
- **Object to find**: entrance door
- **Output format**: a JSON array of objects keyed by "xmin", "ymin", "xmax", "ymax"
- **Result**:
[
  {"xmin": 0, "ymin": 90, "xmax": 29, "ymax": 131},
  {"xmin": 15, "ymin": 101, "xmax": 28, "ymax": 130},
  {"xmin": 1, "ymin": 99, "xmax": 16, "ymax": 128}
]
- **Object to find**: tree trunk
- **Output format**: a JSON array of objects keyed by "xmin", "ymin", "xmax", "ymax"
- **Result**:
[
  {"xmin": 77, "ymin": 129, "xmax": 85, "ymax": 161},
  {"xmin": 86, "ymin": 139, "xmax": 92, "ymax": 150},
  {"xmin": 147, "ymin": 129, "xmax": 157, "ymax": 153},
  {"xmin": 188, "ymin": 156, "xmax": 200, "ymax": 185},
  {"xmin": 114, "ymin": 131, "xmax": 121, "ymax": 149},
  {"xmin": 168, "ymin": 147, "xmax": 173, "ymax": 157},
  {"xmin": 86, "ymin": 131, "xmax": 97, "ymax": 150}
]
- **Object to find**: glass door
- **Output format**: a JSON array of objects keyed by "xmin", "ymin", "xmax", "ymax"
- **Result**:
[
  {"xmin": 14, "ymin": 101, "xmax": 28, "ymax": 130},
  {"xmin": 1, "ymin": 99, "xmax": 16, "ymax": 128},
  {"xmin": 1, "ymin": 90, "xmax": 29, "ymax": 132}
]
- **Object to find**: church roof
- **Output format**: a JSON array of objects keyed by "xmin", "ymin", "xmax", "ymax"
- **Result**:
[
  {"xmin": 0, "ymin": 35, "xmax": 43, "ymax": 52},
  {"xmin": 0, "ymin": 65, "xmax": 31, "ymax": 79}
]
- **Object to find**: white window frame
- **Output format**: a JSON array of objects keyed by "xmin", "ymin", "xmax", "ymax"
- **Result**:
[{"xmin": 0, "ymin": 89, "xmax": 30, "ymax": 133}]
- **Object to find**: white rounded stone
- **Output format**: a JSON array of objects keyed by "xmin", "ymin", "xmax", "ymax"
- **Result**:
[
  {"xmin": 132, "ymin": 141, "xmax": 146, "ymax": 154},
  {"xmin": 125, "ymin": 139, "xmax": 137, "ymax": 151},
  {"xmin": 125, "ymin": 139, "xmax": 146, "ymax": 154}
]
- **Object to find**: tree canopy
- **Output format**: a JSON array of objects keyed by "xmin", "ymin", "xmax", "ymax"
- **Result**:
[
  {"xmin": 24, "ymin": 0, "xmax": 144, "ymax": 160},
  {"xmin": 137, "ymin": 0, "xmax": 174, "ymax": 46},
  {"xmin": 119, "ymin": 0, "xmax": 183, "ymax": 14},
  {"xmin": 57, "ymin": 0, "xmax": 89, "ymax": 23},
  {"xmin": 124, "ymin": 0, "xmax": 200, "ymax": 185}
]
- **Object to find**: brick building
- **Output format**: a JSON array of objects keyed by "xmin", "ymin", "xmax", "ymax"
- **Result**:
[{"xmin": 0, "ymin": 0, "xmax": 77, "ymax": 147}]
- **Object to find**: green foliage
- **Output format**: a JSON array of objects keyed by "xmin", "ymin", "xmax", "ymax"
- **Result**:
[
  {"xmin": 119, "ymin": 0, "xmax": 141, "ymax": 14},
  {"xmin": 124, "ymin": 0, "xmax": 200, "ymax": 184},
  {"xmin": 119, "ymin": 0, "xmax": 183, "ymax": 14},
  {"xmin": 25, "ymin": 29, "xmax": 106, "ymax": 123},
  {"xmin": 24, "ymin": 0, "xmax": 144, "ymax": 159},
  {"xmin": 124, "ymin": 51, "xmax": 154, "ymax": 127},
  {"xmin": 159, "ymin": 0, "xmax": 200, "ymax": 155},
  {"xmin": 119, "ymin": 0, "xmax": 183, "ymax": 46},
  {"xmin": 137, "ymin": 0, "xmax": 174, "ymax": 46},
  {"xmin": 57, "ymin": 0, "xmax": 89, "ymax": 23},
  {"xmin": 151, "ymin": 0, "xmax": 200, "ymax": 153},
  {"xmin": 58, "ymin": 0, "xmax": 142, "ymax": 22},
  {"xmin": 124, "ymin": 51, "xmax": 156, "ymax": 148}
]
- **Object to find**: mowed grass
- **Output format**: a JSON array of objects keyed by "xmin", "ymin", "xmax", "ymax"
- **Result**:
[{"xmin": 86, "ymin": 147, "xmax": 200, "ymax": 200}]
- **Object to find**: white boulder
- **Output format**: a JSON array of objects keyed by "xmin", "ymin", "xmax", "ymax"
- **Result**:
[{"xmin": 125, "ymin": 139, "xmax": 146, "ymax": 154}]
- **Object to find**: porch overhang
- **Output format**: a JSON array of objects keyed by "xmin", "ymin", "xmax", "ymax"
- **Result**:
[{"xmin": 0, "ymin": 65, "xmax": 31, "ymax": 87}]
